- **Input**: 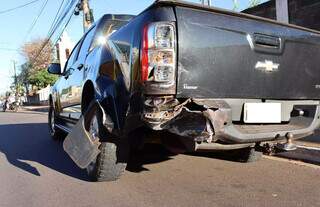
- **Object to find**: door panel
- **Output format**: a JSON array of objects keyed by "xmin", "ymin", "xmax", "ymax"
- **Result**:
[
  {"xmin": 59, "ymin": 40, "xmax": 82, "ymax": 117},
  {"xmin": 61, "ymin": 26, "xmax": 97, "ymax": 119}
]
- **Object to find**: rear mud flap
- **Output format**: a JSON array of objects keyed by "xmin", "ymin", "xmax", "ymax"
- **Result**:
[{"xmin": 63, "ymin": 116, "xmax": 100, "ymax": 169}]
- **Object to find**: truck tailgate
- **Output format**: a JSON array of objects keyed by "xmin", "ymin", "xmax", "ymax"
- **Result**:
[{"xmin": 175, "ymin": 6, "xmax": 320, "ymax": 99}]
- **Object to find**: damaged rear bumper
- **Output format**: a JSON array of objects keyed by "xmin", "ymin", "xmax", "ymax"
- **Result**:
[{"xmin": 142, "ymin": 98, "xmax": 320, "ymax": 146}]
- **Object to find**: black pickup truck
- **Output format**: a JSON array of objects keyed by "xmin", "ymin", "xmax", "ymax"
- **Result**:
[{"xmin": 48, "ymin": 0, "xmax": 320, "ymax": 181}]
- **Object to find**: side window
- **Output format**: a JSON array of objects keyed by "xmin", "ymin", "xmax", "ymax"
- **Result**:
[
  {"xmin": 65, "ymin": 41, "xmax": 81, "ymax": 71},
  {"xmin": 78, "ymin": 27, "xmax": 96, "ymax": 61}
]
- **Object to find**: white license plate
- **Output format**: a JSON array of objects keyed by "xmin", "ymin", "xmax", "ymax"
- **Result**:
[{"xmin": 244, "ymin": 103, "xmax": 282, "ymax": 123}]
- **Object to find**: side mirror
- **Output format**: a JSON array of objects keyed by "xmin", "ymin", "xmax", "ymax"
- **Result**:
[{"xmin": 47, "ymin": 63, "xmax": 62, "ymax": 75}]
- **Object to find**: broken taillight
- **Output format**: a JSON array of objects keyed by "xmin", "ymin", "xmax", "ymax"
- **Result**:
[{"xmin": 141, "ymin": 22, "xmax": 176, "ymax": 85}]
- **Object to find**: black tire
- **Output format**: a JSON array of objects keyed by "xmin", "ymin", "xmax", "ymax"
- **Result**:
[
  {"xmin": 87, "ymin": 142, "xmax": 128, "ymax": 182},
  {"xmin": 48, "ymin": 106, "xmax": 65, "ymax": 140},
  {"xmin": 86, "ymin": 107, "xmax": 128, "ymax": 182},
  {"xmin": 237, "ymin": 147, "xmax": 262, "ymax": 163}
]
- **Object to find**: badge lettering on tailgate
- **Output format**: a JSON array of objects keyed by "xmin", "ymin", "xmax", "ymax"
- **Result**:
[{"xmin": 255, "ymin": 60, "xmax": 279, "ymax": 72}]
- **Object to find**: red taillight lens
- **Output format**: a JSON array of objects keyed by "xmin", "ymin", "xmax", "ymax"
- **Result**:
[
  {"xmin": 141, "ymin": 25, "xmax": 149, "ymax": 82},
  {"xmin": 140, "ymin": 22, "xmax": 176, "ymax": 84}
]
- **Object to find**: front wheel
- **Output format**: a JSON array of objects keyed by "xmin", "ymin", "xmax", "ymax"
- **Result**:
[
  {"xmin": 86, "ymin": 110, "xmax": 128, "ymax": 182},
  {"xmin": 48, "ymin": 106, "xmax": 65, "ymax": 140}
]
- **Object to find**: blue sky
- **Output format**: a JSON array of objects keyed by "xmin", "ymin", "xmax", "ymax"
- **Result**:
[{"xmin": 0, "ymin": 0, "xmax": 267, "ymax": 94}]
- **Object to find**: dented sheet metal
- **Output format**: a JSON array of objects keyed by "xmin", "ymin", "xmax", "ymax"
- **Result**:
[
  {"xmin": 167, "ymin": 108, "xmax": 209, "ymax": 141},
  {"xmin": 63, "ymin": 116, "xmax": 100, "ymax": 169}
]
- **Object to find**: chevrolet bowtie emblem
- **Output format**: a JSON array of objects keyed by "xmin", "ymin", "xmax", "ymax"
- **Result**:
[{"xmin": 255, "ymin": 60, "xmax": 280, "ymax": 72}]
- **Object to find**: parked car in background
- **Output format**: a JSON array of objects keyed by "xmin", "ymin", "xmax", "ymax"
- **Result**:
[{"xmin": 48, "ymin": 0, "xmax": 320, "ymax": 182}]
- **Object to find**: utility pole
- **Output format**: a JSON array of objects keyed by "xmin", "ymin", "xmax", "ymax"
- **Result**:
[
  {"xmin": 276, "ymin": 0, "xmax": 289, "ymax": 24},
  {"xmin": 12, "ymin": 60, "xmax": 17, "ymax": 92},
  {"xmin": 200, "ymin": 0, "xmax": 211, "ymax": 6},
  {"xmin": 80, "ymin": 0, "xmax": 94, "ymax": 32}
]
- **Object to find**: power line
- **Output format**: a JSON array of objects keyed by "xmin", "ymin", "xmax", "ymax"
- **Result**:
[
  {"xmin": 23, "ymin": 0, "xmax": 49, "ymax": 42},
  {"xmin": 53, "ymin": 10, "xmax": 75, "ymax": 45},
  {"xmin": 0, "ymin": 0, "xmax": 41, "ymax": 15},
  {"xmin": 45, "ymin": 0, "xmax": 77, "ymax": 41},
  {"xmin": 30, "ymin": 0, "xmax": 78, "ymax": 65},
  {"xmin": 47, "ymin": 0, "xmax": 67, "ymax": 38}
]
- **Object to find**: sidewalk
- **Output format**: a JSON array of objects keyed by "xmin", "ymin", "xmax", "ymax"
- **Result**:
[{"xmin": 22, "ymin": 105, "xmax": 49, "ymax": 113}]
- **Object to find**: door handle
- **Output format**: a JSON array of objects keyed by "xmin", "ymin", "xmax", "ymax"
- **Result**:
[
  {"xmin": 249, "ymin": 33, "xmax": 283, "ymax": 54},
  {"xmin": 77, "ymin": 64, "xmax": 84, "ymax": 70},
  {"xmin": 253, "ymin": 33, "xmax": 281, "ymax": 48}
]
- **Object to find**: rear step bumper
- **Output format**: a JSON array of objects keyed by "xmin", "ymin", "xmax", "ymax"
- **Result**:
[
  {"xmin": 219, "ymin": 118, "xmax": 318, "ymax": 144},
  {"xmin": 219, "ymin": 106, "xmax": 320, "ymax": 144},
  {"xmin": 143, "ymin": 98, "xmax": 320, "ymax": 145}
]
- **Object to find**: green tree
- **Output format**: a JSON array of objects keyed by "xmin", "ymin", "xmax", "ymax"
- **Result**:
[
  {"xmin": 28, "ymin": 69, "xmax": 58, "ymax": 89},
  {"xmin": 17, "ymin": 63, "xmax": 31, "ymax": 94},
  {"xmin": 18, "ymin": 38, "xmax": 55, "ymax": 91}
]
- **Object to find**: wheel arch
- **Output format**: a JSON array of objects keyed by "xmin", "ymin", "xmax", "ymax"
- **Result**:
[{"xmin": 81, "ymin": 80, "xmax": 96, "ymax": 114}]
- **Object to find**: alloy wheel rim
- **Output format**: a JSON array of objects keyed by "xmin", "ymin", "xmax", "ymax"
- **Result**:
[
  {"xmin": 50, "ymin": 109, "xmax": 55, "ymax": 134},
  {"xmin": 87, "ymin": 114, "xmax": 99, "ymax": 173}
]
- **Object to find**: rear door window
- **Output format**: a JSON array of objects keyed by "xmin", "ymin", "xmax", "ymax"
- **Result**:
[
  {"xmin": 64, "ymin": 40, "xmax": 81, "ymax": 72},
  {"xmin": 77, "ymin": 26, "xmax": 96, "ymax": 62}
]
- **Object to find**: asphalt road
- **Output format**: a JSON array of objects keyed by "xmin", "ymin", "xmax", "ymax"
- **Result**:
[{"xmin": 0, "ymin": 111, "xmax": 319, "ymax": 207}]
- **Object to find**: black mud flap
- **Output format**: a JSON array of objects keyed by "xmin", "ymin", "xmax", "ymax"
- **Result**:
[{"xmin": 63, "ymin": 116, "xmax": 100, "ymax": 169}]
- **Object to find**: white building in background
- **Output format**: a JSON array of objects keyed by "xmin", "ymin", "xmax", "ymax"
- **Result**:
[
  {"xmin": 37, "ymin": 85, "xmax": 51, "ymax": 102},
  {"xmin": 55, "ymin": 31, "xmax": 75, "ymax": 71}
]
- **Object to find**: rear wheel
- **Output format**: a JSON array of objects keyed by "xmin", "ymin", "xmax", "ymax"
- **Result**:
[{"xmin": 86, "ymin": 108, "xmax": 128, "ymax": 182}]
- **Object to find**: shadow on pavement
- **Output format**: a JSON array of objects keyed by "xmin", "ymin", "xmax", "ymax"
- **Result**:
[
  {"xmin": 275, "ymin": 148, "xmax": 320, "ymax": 166},
  {"xmin": 0, "ymin": 122, "xmax": 179, "ymax": 179},
  {"xmin": 126, "ymin": 144, "xmax": 175, "ymax": 172},
  {"xmin": 0, "ymin": 123, "xmax": 89, "ymax": 181},
  {"xmin": 185, "ymin": 150, "xmax": 250, "ymax": 163},
  {"xmin": 126, "ymin": 143, "xmax": 246, "ymax": 173}
]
